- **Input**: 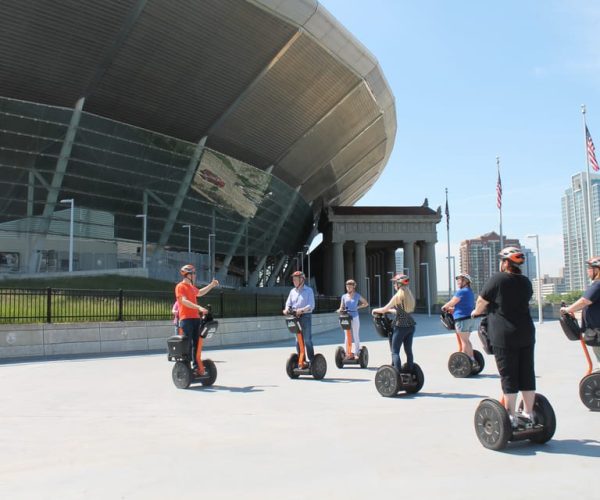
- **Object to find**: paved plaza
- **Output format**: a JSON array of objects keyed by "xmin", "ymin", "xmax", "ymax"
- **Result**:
[{"xmin": 1, "ymin": 314, "xmax": 598, "ymax": 499}]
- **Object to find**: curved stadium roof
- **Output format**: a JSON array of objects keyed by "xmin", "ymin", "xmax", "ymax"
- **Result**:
[{"xmin": 0, "ymin": 0, "xmax": 395, "ymax": 208}]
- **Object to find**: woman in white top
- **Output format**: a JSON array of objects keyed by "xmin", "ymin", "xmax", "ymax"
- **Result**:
[{"xmin": 337, "ymin": 279, "xmax": 369, "ymax": 359}]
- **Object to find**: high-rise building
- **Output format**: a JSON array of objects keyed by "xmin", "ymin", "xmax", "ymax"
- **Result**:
[
  {"xmin": 561, "ymin": 172, "xmax": 600, "ymax": 291},
  {"xmin": 459, "ymin": 232, "xmax": 521, "ymax": 293}
]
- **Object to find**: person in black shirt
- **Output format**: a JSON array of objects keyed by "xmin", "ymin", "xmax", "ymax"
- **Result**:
[
  {"xmin": 471, "ymin": 247, "xmax": 536, "ymax": 427},
  {"xmin": 560, "ymin": 256, "xmax": 600, "ymax": 363}
]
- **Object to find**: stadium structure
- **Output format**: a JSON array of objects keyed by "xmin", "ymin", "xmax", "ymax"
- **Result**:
[{"xmin": 0, "ymin": 0, "xmax": 396, "ymax": 289}]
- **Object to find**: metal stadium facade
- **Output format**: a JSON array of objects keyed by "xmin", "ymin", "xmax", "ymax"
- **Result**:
[{"xmin": 0, "ymin": 0, "xmax": 396, "ymax": 287}]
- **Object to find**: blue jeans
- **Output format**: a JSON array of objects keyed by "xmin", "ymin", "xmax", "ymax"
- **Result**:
[
  {"xmin": 180, "ymin": 318, "xmax": 201, "ymax": 368},
  {"xmin": 297, "ymin": 314, "xmax": 314, "ymax": 361},
  {"xmin": 389, "ymin": 325, "xmax": 415, "ymax": 371}
]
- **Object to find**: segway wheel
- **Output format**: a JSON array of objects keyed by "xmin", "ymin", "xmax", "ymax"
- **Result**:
[
  {"xmin": 358, "ymin": 346, "xmax": 369, "ymax": 368},
  {"xmin": 286, "ymin": 353, "xmax": 300, "ymax": 379},
  {"xmin": 404, "ymin": 363, "xmax": 425, "ymax": 394},
  {"xmin": 474, "ymin": 399, "xmax": 512, "ymax": 450},
  {"xmin": 375, "ymin": 365, "xmax": 400, "ymax": 397},
  {"xmin": 472, "ymin": 350, "xmax": 485, "ymax": 375},
  {"xmin": 335, "ymin": 346, "xmax": 345, "ymax": 369},
  {"xmin": 519, "ymin": 394, "xmax": 556, "ymax": 444},
  {"xmin": 172, "ymin": 361, "xmax": 192, "ymax": 389},
  {"xmin": 200, "ymin": 359, "xmax": 217, "ymax": 386},
  {"xmin": 579, "ymin": 373, "xmax": 600, "ymax": 411},
  {"xmin": 311, "ymin": 353, "xmax": 327, "ymax": 380},
  {"xmin": 448, "ymin": 352, "xmax": 472, "ymax": 378}
]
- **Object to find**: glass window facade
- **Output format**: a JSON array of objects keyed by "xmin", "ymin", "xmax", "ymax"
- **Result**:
[{"xmin": 0, "ymin": 96, "xmax": 313, "ymax": 279}]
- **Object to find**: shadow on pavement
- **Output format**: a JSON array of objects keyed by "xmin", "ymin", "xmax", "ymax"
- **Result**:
[
  {"xmin": 389, "ymin": 391, "xmax": 488, "ymax": 400},
  {"xmin": 319, "ymin": 377, "xmax": 371, "ymax": 383},
  {"xmin": 189, "ymin": 384, "xmax": 274, "ymax": 393},
  {"xmin": 500, "ymin": 438, "xmax": 600, "ymax": 457}
]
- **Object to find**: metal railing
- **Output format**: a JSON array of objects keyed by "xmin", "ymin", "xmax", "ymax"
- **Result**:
[{"xmin": 0, "ymin": 288, "xmax": 339, "ymax": 324}]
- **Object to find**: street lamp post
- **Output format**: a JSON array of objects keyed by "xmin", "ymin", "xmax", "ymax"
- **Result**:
[
  {"xmin": 375, "ymin": 274, "xmax": 381, "ymax": 307},
  {"xmin": 208, "ymin": 233, "xmax": 215, "ymax": 280},
  {"xmin": 136, "ymin": 214, "xmax": 147, "ymax": 270},
  {"xmin": 386, "ymin": 271, "xmax": 394, "ymax": 298},
  {"xmin": 304, "ymin": 245, "xmax": 310, "ymax": 284},
  {"xmin": 527, "ymin": 234, "xmax": 543, "ymax": 324},
  {"xmin": 60, "ymin": 199, "xmax": 74, "ymax": 272},
  {"xmin": 420, "ymin": 262, "xmax": 431, "ymax": 316},
  {"xmin": 182, "ymin": 224, "xmax": 191, "ymax": 261},
  {"xmin": 446, "ymin": 256, "xmax": 456, "ymax": 293}
]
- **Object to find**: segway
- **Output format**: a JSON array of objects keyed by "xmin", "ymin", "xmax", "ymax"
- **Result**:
[
  {"xmin": 559, "ymin": 312, "xmax": 600, "ymax": 411},
  {"xmin": 284, "ymin": 310, "xmax": 327, "ymax": 380},
  {"xmin": 167, "ymin": 311, "xmax": 219, "ymax": 389},
  {"xmin": 372, "ymin": 313, "xmax": 425, "ymax": 397},
  {"xmin": 441, "ymin": 311, "xmax": 485, "ymax": 378},
  {"xmin": 334, "ymin": 310, "xmax": 368, "ymax": 369},
  {"xmin": 474, "ymin": 394, "xmax": 556, "ymax": 450}
]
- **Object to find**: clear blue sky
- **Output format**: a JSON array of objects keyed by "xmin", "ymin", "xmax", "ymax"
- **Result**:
[{"xmin": 319, "ymin": 0, "xmax": 600, "ymax": 290}]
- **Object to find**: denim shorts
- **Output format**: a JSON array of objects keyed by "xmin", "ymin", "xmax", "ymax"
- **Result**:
[{"xmin": 455, "ymin": 317, "xmax": 478, "ymax": 333}]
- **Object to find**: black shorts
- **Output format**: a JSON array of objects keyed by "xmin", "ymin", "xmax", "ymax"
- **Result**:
[{"xmin": 493, "ymin": 344, "xmax": 536, "ymax": 393}]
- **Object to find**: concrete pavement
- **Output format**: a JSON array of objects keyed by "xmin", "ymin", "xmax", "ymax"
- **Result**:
[{"xmin": 0, "ymin": 314, "xmax": 598, "ymax": 499}]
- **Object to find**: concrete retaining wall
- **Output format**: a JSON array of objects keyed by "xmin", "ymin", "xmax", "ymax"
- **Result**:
[{"xmin": 0, "ymin": 313, "xmax": 339, "ymax": 360}]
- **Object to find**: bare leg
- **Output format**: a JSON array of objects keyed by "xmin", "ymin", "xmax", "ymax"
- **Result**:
[
  {"xmin": 457, "ymin": 331, "xmax": 474, "ymax": 358},
  {"xmin": 503, "ymin": 392, "xmax": 517, "ymax": 417},
  {"xmin": 521, "ymin": 390, "xmax": 536, "ymax": 416}
]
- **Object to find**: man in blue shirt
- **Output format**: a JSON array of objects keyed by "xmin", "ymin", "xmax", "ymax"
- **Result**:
[
  {"xmin": 441, "ymin": 273, "xmax": 479, "ymax": 365},
  {"xmin": 561, "ymin": 256, "xmax": 600, "ymax": 363},
  {"xmin": 283, "ymin": 271, "xmax": 315, "ymax": 366}
]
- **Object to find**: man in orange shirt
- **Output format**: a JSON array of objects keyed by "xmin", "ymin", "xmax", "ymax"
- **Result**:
[{"xmin": 175, "ymin": 264, "xmax": 219, "ymax": 375}]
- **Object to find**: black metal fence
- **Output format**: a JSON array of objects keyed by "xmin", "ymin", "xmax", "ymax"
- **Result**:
[{"xmin": 0, "ymin": 288, "xmax": 340, "ymax": 324}]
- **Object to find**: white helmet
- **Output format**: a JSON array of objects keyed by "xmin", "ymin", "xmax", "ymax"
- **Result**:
[{"xmin": 455, "ymin": 273, "xmax": 472, "ymax": 284}]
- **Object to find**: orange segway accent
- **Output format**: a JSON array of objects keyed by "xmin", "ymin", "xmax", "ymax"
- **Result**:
[
  {"xmin": 580, "ymin": 338, "xmax": 594, "ymax": 376},
  {"xmin": 296, "ymin": 333, "xmax": 306, "ymax": 368},
  {"xmin": 345, "ymin": 330, "xmax": 353, "ymax": 356},
  {"xmin": 195, "ymin": 336, "xmax": 205, "ymax": 375}
]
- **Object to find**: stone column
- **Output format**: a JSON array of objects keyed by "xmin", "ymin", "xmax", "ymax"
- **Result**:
[
  {"xmin": 332, "ymin": 241, "xmax": 345, "ymax": 297},
  {"xmin": 423, "ymin": 241, "xmax": 438, "ymax": 307},
  {"xmin": 403, "ymin": 241, "xmax": 416, "ymax": 296},
  {"xmin": 385, "ymin": 247, "xmax": 397, "ymax": 302},
  {"xmin": 354, "ymin": 241, "xmax": 367, "ymax": 298},
  {"xmin": 344, "ymin": 244, "xmax": 354, "ymax": 281},
  {"xmin": 415, "ymin": 243, "xmax": 422, "ymax": 300}
]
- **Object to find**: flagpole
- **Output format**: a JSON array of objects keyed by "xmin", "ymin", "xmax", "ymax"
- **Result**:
[
  {"xmin": 583, "ymin": 104, "xmax": 595, "ymax": 263},
  {"xmin": 497, "ymin": 156, "xmax": 503, "ymax": 249},
  {"xmin": 445, "ymin": 187, "xmax": 451, "ymax": 300}
]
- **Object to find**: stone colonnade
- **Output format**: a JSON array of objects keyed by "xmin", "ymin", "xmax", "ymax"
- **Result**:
[{"xmin": 322, "ymin": 206, "xmax": 441, "ymax": 309}]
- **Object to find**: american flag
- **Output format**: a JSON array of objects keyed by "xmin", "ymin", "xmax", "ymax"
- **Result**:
[
  {"xmin": 586, "ymin": 125, "xmax": 599, "ymax": 172},
  {"xmin": 445, "ymin": 198, "xmax": 449, "ymax": 229},
  {"xmin": 496, "ymin": 170, "xmax": 502, "ymax": 209}
]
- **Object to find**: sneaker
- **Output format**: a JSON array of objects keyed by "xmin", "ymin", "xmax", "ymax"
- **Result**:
[
  {"xmin": 511, "ymin": 413, "xmax": 534, "ymax": 429},
  {"xmin": 193, "ymin": 367, "xmax": 205, "ymax": 377}
]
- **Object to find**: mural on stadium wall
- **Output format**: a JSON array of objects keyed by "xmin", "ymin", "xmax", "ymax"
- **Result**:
[{"xmin": 190, "ymin": 149, "xmax": 271, "ymax": 219}]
